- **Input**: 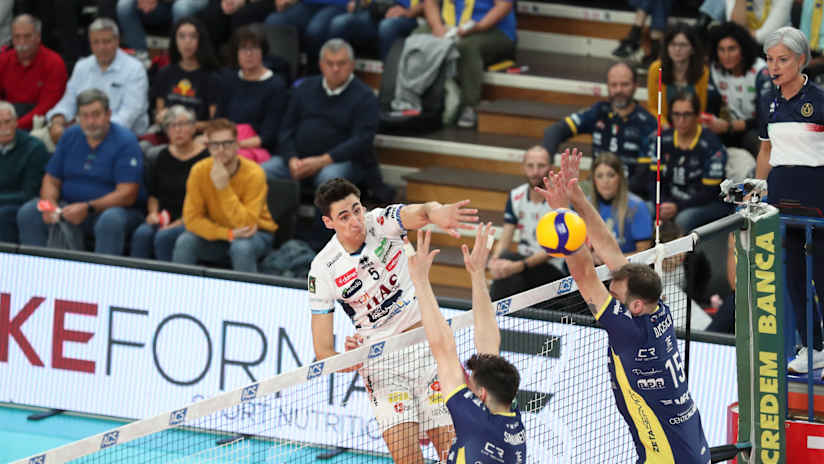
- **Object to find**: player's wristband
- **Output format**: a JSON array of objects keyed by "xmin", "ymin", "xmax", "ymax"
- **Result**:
[{"xmin": 227, "ymin": 229, "xmax": 234, "ymax": 242}]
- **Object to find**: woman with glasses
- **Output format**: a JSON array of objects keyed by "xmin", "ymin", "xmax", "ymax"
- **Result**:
[
  {"xmin": 706, "ymin": 21, "xmax": 774, "ymax": 156},
  {"xmin": 756, "ymin": 27, "xmax": 824, "ymax": 377},
  {"xmin": 651, "ymin": 91, "xmax": 729, "ymax": 232},
  {"xmin": 647, "ymin": 23, "xmax": 709, "ymax": 123},
  {"xmin": 215, "ymin": 25, "xmax": 288, "ymax": 162},
  {"xmin": 130, "ymin": 105, "xmax": 208, "ymax": 261},
  {"xmin": 151, "ymin": 17, "xmax": 220, "ymax": 129}
]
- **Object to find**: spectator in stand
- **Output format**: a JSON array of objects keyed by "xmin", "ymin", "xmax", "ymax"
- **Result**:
[
  {"xmin": 264, "ymin": 0, "xmax": 348, "ymax": 71},
  {"xmin": 589, "ymin": 153, "xmax": 652, "ymax": 255},
  {"xmin": 800, "ymin": 0, "xmax": 824, "ymax": 84},
  {"xmin": 215, "ymin": 25, "xmax": 288, "ymax": 162},
  {"xmin": 173, "ymin": 118, "xmax": 277, "ymax": 273},
  {"xmin": 17, "ymin": 89, "xmax": 146, "ymax": 255},
  {"xmin": 487, "ymin": 146, "xmax": 566, "ymax": 300},
  {"xmin": 696, "ymin": 0, "xmax": 792, "ymax": 43},
  {"xmin": 131, "ymin": 106, "xmax": 208, "ymax": 260},
  {"xmin": 327, "ymin": 0, "xmax": 423, "ymax": 60},
  {"xmin": 647, "ymin": 24, "xmax": 710, "ymax": 124},
  {"xmin": 15, "ymin": 1, "xmax": 88, "ymax": 73},
  {"xmin": 261, "ymin": 39, "xmax": 378, "ymax": 187},
  {"xmin": 151, "ymin": 17, "xmax": 220, "ymax": 128},
  {"xmin": 706, "ymin": 21, "xmax": 774, "ymax": 156},
  {"xmin": 198, "ymin": 0, "xmax": 273, "ymax": 58},
  {"xmin": 47, "ymin": 18, "xmax": 150, "ymax": 143},
  {"xmin": 613, "ymin": 0, "xmax": 673, "ymax": 68},
  {"xmin": 0, "ymin": 102, "xmax": 50, "ymax": 243},
  {"xmin": 755, "ymin": 27, "xmax": 824, "ymax": 376},
  {"xmin": 422, "ymin": 0, "xmax": 516, "ymax": 128},
  {"xmin": 0, "ymin": 15, "xmax": 67, "ymax": 131},
  {"xmin": 649, "ymin": 91, "xmax": 729, "ymax": 232},
  {"xmin": 544, "ymin": 61, "xmax": 657, "ymax": 199},
  {"xmin": 117, "ymin": 0, "xmax": 210, "ymax": 66}
]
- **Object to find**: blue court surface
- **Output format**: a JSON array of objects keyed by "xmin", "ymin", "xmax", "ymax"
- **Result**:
[{"xmin": 1, "ymin": 405, "xmax": 393, "ymax": 463}]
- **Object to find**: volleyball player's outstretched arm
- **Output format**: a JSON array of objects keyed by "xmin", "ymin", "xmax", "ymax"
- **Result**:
[
  {"xmin": 534, "ymin": 153, "xmax": 611, "ymax": 317},
  {"xmin": 462, "ymin": 223, "xmax": 500, "ymax": 356},
  {"xmin": 406, "ymin": 230, "xmax": 464, "ymax": 395},
  {"xmin": 538, "ymin": 149, "xmax": 629, "ymax": 272}
]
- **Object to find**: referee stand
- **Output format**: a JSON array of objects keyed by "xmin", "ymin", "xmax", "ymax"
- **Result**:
[{"xmin": 723, "ymin": 181, "xmax": 824, "ymax": 463}]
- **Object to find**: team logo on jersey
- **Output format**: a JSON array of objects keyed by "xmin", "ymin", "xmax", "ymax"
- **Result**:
[
  {"xmin": 636, "ymin": 347, "xmax": 658, "ymax": 361},
  {"xmin": 504, "ymin": 429, "xmax": 526, "ymax": 445},
  {"xmin": 386, "ymin": 250, "xmax": 402, "ymax": 271},
  {"xmin": 637, "ymin": 377, "xmax": 665, "ymax": 390},
  {"xmin": 335, "ymin": 268, "xmax": 357, "ymax": 287},
  {"xmin": 342, "ymin": 279, "xmax": 363, "ymax": 298},
  {"xmin": 802, "ymin": 102, "xmax": 814, "ymax": 117},
  {"xmin": 632, "ymin": 367, "xmax": 663, "ymax": 376},
  {"xmin": 660, "ymin": 391, "xmax": 691, "ymax": 406},
  {"xmin": 308, "ymin": 276, "xmax": 316, "ymax": 294},
  {"xmin": 377, "ymin": 216, "xmax": 384, "ymax": 225},
  {"xmin": 652, "ymin": 314, "xmax": 673, "ymax": 338}
]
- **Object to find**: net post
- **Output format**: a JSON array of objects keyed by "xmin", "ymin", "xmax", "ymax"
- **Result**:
[{"xmin": 734, "ymin": 204, "xmax": 787, "ymax": 464}]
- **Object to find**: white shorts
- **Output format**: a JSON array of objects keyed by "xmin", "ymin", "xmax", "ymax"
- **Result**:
[{"xmin": 361, "ymin": 342, "xmax": 453, "ymax": 436}]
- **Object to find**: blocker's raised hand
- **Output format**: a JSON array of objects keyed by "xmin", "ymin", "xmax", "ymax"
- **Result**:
[
  {"xmin": 462, "ymin": 222, "xmax": 494, "ymax": 275},
  {"xmin": 405, "ymin": 230, "xmax": 440, "ymax": 284}
]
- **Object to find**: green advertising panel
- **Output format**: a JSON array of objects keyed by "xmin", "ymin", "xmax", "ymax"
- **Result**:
[{"xmin": 735, "ymin": 205, "xmax": 786, "ymax": 464}]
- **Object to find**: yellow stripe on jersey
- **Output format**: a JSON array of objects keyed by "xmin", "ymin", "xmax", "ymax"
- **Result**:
[
  {"xmin": 564, "ymin": 116, "xmax": 578, "ymax": 135},
  {"xmin": 612, "ymin": 351, "xmax": 675, "ymax": 463},
  {"xmin": 594, "ymin": 296, "xmax": 613, "ymax": 321},
  {"xmin": 446, "ymin": 383, "xmax": 467, "ymax": 402},
  {"xmin": 441, "ymin": 0, "xmax": 475, "ymax": 27},
  {"xmin": 702, "ymin": 178, "xmax": 722, "ymax": 186},
  {"xmin": 457, "ymin": 447, "xmax": 466, "ymax": 464},
  {"xmin": 637, "ymin": 157, "xmax": 652, "ymax": 164}
]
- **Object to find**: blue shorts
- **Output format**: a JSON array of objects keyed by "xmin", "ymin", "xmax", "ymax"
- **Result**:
[{"xmin": 767, "ymin": 165, "xmax": 824, "ymax": 217}]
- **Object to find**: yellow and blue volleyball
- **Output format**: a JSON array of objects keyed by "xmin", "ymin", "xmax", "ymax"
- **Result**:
[{"xmin": 535, "ymin": 209, "xmax": 587, "ymax": 258}]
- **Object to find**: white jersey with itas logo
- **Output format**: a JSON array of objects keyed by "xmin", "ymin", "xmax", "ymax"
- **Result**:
[{"xmin": 308, "ymin": 205, "xmax": 421, "ymax": 341}]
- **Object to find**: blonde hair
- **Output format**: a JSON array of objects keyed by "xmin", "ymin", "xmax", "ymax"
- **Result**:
[{"xmin": 590, "ymin": 153, "xmax": 630, "ymax": 241}]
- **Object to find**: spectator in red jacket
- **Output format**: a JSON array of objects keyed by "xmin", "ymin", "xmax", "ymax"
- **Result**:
[{"xmin": 0, "ymin": 15, "xmax": 67, "ymax": 131}]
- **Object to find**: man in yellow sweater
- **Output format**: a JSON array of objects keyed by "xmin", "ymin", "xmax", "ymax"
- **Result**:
[{"xmin": 172, "ymin": 118, "xmax": 278, "ymax": 273}]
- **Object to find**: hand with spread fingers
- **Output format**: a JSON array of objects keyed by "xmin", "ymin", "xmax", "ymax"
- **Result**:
[
  {"xmin": 406, "ymin": 229, "xmax": 440, "ymax": 285},
  {"xmin": 428, "ymin": 199, "xmax": 479, "ymax": 238},
  {"xmin": 462, "ymin": 222, "xmax": 493, "ymax": 277}
]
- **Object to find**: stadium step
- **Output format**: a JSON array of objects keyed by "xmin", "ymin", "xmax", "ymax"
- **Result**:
[
  {"xmin": 476, "ymin": 99, "xmax": 596, "ymax": 141},
  {"xmin": 403, "ymin": 166, "xmax": 522, "ymax": 212},
  {"xmin": 516, "ymin": 1, "xmax": 635, "ymax": 41}
]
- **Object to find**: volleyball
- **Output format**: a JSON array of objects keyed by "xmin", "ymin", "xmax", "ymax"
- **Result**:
[{"xmin": 535, "ymin": 209, "xmax": 587, "ymax": 257}]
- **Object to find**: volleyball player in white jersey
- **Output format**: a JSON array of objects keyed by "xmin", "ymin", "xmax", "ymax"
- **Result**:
[{"xmin": 308, "ymin": 178, "xmax": 479, "ymax": 463}]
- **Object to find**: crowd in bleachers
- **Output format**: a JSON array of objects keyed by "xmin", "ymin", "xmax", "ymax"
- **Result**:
[{"xmin": 0, "ymin": 1, "xmax": 821, "ymax": 345}]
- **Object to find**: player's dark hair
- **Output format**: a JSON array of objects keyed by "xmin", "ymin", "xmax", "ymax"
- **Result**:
[
  {"xmin": 612, "ymin": 263, "xmax": 662, "ymax": 304},
  {"xmin": 466, "ymin": 353, "xmax": 520, "ymax": 406},
  {"xmin": 314, "ymin": 178, "xmax": 361, "ymax": 217}
]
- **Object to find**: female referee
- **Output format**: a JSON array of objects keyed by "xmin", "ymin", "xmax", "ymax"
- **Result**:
[{"xmin": 756, "ymin": 27, "xmax": 824, "ymax": 376}]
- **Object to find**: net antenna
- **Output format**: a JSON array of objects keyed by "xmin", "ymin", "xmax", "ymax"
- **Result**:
[
  {"xmin": 13, "ymin": 237, "xmax": 697, "ymax": 464},
  {"xmin": 654, "ymin": 65, "xmax": 663, "ymax": 274}
]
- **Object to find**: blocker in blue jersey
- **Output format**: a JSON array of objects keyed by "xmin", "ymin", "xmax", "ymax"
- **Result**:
[
  {"xmin": 406, "ymin": 224, "xmax": 526, "ymax": 464},
  {"xmin": 536, "ymin": 149, "xmax": 711, "ymax": 464}
]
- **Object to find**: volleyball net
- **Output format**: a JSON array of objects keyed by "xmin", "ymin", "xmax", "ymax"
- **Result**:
[{"xmin": 14, "ymin": 234, "xmax": 699, "ymax": 464}]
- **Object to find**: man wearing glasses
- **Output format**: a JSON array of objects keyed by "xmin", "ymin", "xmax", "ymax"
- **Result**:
[
  {"xmin": 649, "ymin": 91, "xmax": 729, "ymax": 232},
  {"xmin": 172, "ymin": 118, "xmax": 277, "ymax": 273}
]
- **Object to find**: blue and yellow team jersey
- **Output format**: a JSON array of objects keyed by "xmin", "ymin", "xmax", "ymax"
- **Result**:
[
  {"xmin": 595, "ymin": 296, "xmax": 710, "ymax": 464},
  {"xmin": 565, "ymin": 101, "xmax": 657, "ymax": 181},
  {"xmin": 648, "ymin": 126, "xmax": 727, "ymax": 211},
  {"xmin": 445, "ymin": 384, "xmax": 526, "ymax": 464},
  {"xmin": 441, "ymin": 0, "xmax": 517, "ymax": 42}
]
